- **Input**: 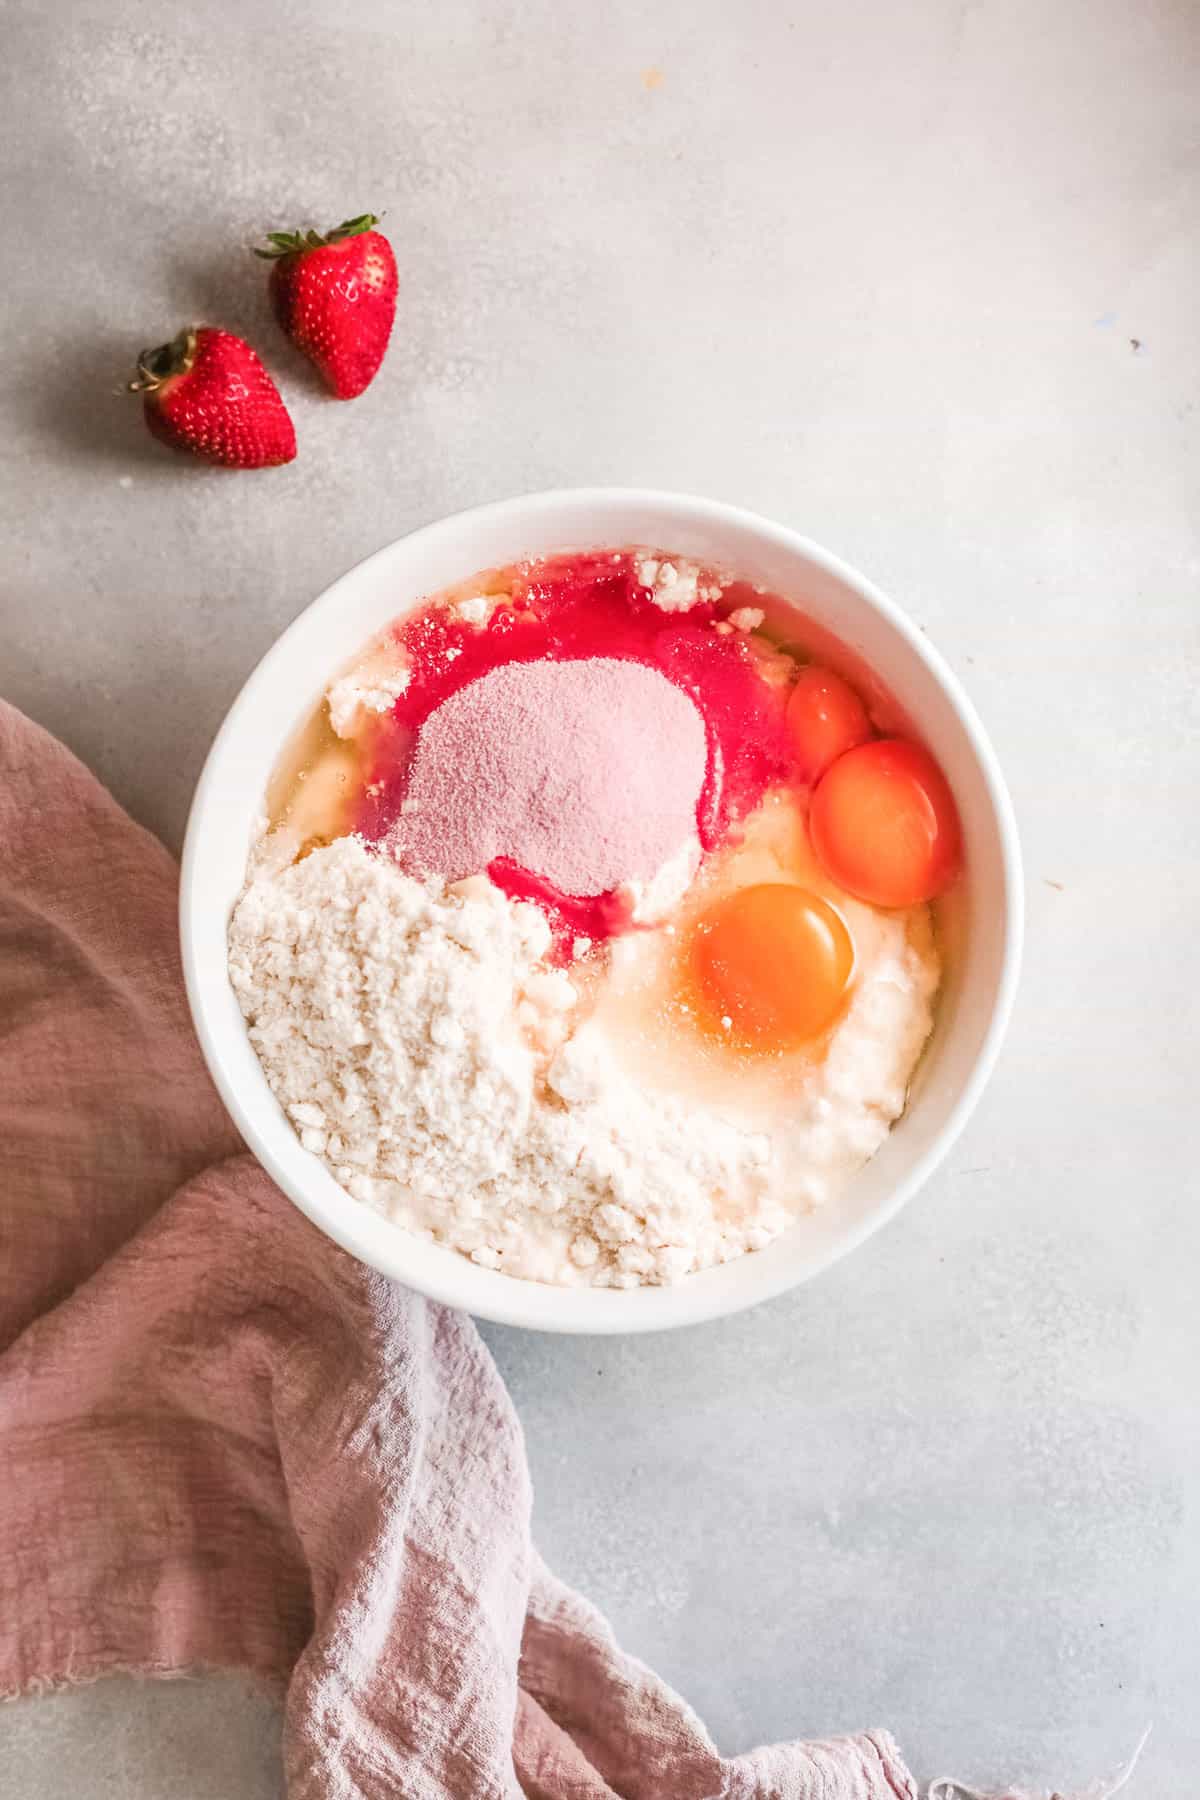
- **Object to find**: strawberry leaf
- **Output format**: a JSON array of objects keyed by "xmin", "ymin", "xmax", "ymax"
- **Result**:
[
  {"xmin": 327, "ymin": 213, "xmax": 379, "ymax": 242},
  {"xmin": 255, "ymin": 214, "xmax": 382, "ymax": 258}
]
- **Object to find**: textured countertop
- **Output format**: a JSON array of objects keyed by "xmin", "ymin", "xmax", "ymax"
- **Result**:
[{"xmin": 2, "ymin": 0, "xmax": 1197, "ymax": 1793}]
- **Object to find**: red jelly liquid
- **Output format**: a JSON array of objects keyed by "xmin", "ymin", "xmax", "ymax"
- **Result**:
[{"xmin": 355, "ymin": 552, "xmax": 790, "ymax": 943}]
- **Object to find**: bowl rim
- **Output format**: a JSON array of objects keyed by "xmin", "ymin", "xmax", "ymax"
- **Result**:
[{"xmin": 180, "ymin": 486, "xmax": 1024, "ymax": 1333}]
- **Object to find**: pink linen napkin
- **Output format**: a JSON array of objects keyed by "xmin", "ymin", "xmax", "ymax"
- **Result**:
[{"xmin": 0, "ymin": 699, "xmax": 1128, "ymax": 1800}]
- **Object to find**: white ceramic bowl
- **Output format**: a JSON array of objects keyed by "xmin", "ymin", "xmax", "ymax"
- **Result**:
[{"xmin": 181, "ymin": 488, "xmax": 1022, "ymax": 1333}]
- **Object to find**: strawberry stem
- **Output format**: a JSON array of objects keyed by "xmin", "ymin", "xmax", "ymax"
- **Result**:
[
  {"xmin": 128, "ymin": 326, "xmax": 197, "ymax": 393},
  {"xmin": 253, "ymin": 213, "xmax": 380, "ymax": 259}
]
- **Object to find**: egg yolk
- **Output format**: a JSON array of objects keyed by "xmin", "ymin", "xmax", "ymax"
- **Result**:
[
  {"xmin": 785, "ymin": 665, "xmax": 872, "ymax": 784},
  {"xmin": 809, "ymin": 737, "xmax": 962, "ymax": 907},
  {"xmin": 687, "ymin": 883, "xmax": 855, "ymax": 1051}
]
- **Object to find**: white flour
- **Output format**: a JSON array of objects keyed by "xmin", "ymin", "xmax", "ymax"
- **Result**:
[
  {"xmin": 636, "ymin": 556, "xmax": 724, "ymax": 612},
  {"xmin": 229, "ymin": 838, "xmax": 782, "ymax": 1285},
  {"xmin": 327, "ymin": 660, "xmax": 411, "ymax": 738},
  {"xmin": 229, "ymin": 836, "xmax": 938, "ymax": 1288}
]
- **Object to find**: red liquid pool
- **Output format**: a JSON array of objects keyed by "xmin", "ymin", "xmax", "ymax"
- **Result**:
[{"xmin": 355, "ymin": 552, "xmax": 791, "ymax": 943}]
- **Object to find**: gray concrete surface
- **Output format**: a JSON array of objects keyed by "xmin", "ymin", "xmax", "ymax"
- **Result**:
[{"xmin": 2, "ymin": 0, "xmax": 1197, "ymax": 1793}]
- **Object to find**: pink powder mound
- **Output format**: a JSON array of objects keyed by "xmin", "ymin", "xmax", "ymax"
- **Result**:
[{"xmin": 390, "ymin": 657, "xmax": 708, "ymax": 898}]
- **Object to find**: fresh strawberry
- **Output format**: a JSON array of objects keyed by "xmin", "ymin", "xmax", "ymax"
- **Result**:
[
  {"xmin": 133, "ymin": 327, "xmax": 296, "ymax": 468},
  {"xmin": 257, "ymin": 213, "xmax": 397, "ymax": 399}
]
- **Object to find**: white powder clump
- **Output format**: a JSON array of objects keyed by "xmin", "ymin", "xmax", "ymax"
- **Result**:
[
  {"xmin": 327, "ymin": 664, "xmax": 411, "ymax": 738},
  {"xmin": 452, "ymin": 594, "xmax": 491, "ymax": 625},
  {"xmin": 637, "ymin": 556, "xmax": 723, "ymax": 612},
  {"xmin": 616, "ymin": 834, "xmax": 702, "ymax": 924},
  {"xmin": 727, "ymin": 606, "xmax": 765, "ymax": 633},
  {"xmin": 228, "ymin": 838, "xmax": 779, "ymax": 1287}
]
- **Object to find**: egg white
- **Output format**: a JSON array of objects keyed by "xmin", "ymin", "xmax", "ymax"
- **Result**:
[{"xmin": 576, "ymin": 785, "xmax": 937, "ymax": 1130}]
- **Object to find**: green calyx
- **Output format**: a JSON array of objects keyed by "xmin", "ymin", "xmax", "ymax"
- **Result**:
[
  {"xmin": 254, "ymin": 213, "xmax": 379, "ymax": 260},
  {"xmin": 128, "ymin": 326, "xmax": 198, "ymax": 393}
]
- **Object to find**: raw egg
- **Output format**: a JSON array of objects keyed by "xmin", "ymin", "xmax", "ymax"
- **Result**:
[
  {"xmin": 785, "ymin": 665, "xmax": 871, "ymax": 783},
  {"xmin": 809, "ymin": 737, "xmax": 961, "ymax": 907},
  {"xmin": 687, "ymin": 882, "xmax": 854, "ymax": 1052}
]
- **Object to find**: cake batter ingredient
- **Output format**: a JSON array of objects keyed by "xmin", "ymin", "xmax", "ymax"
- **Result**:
[
  {"xmin": 580, "ymin": 792, "xmax": 940, "ymax": 1213},
  {"xmin": 810, "ymin": 737, "xmax": 963, "ymax": 906},
  {"xmin": 452, "ymin": 595, "xmax": 492, "ymax": 624},
  {"xmin": 687, "ymin": 883, "xmax": 854, "ymax": 1051},
  {"xmin": 229, "ymin": 827, "xmax": 939, "ymax": 1285},
  {"xmin": 726, "ymin": 606, "xmax": 766, "ymax": 633},
  {"xmin": 353, "ymin": 552, "xmax": 792, "ymax": 941},
  {"xmin": 327, "ymin": 656, "xmax": 412, "ymax": 738},
  {"xmin": 635, "ymin": 556, "xmax": 720, "ymax": 611},
  {"xmin": 390, "ymin": 657, "xmax": 707, "ymax": 898},
  {"xmin": 785, "ymin": 666, "xmax": 872, "ymax": 783},
  {"xmin": 229, "ymin": 837, "xmax": 778, "ymax": 1287}
]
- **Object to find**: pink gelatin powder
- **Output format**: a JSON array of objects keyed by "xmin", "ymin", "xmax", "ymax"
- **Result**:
[
  {"xmin": 391, "ymin": 658, "xmax": 707, "ymax": 900},
  {"xmin": 355, "ymin": 552, "xmax": 791, "ymax": 943}
]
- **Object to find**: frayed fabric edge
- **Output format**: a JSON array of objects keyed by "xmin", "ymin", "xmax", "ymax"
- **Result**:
[{"xmin": 926, "ymin": 1724, "xmax": 1151, "ymax": 1800}]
